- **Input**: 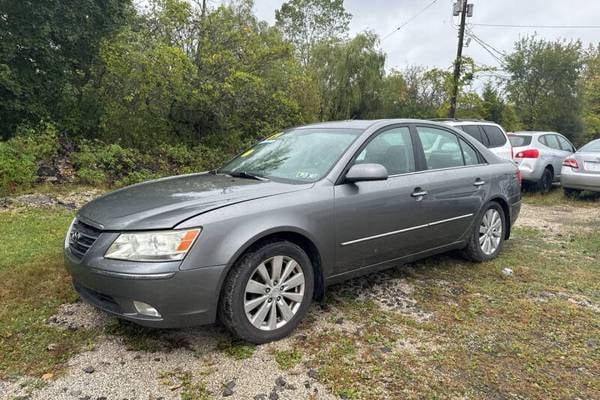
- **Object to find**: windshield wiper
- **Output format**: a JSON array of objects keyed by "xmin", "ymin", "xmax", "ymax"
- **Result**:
[{"xmin": 224, "ymin": 171, "xmax": 269, "ymax": 181}]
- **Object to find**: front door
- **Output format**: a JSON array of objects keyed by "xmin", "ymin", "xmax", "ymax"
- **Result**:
[{"xmin": 333, "ymin": 125, "xmax": 426, "ymax": 274}]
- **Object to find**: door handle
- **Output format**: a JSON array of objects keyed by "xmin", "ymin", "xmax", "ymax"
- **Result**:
[
  {"xmin": 411, "ymin": 189, "xmax": 429, "ymax": 197},
  {"xmin": 473, "ymin": 179, "xmax": 485, "ymax": 187}
]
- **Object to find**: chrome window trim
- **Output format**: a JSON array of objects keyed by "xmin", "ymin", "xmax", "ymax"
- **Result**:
[{"xmin": 340, "ymin": 213, "xmax": 474, "ymax": 246}]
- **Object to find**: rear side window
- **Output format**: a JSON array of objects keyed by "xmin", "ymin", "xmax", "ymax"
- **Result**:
[
  {"xmin": 557, "ymin": 136, "xmax": 574, "ymax": 152},
  {"xmin": 457, "ymin": 125, "xmax": 487, "ymax": 145},
  {"xmin": 417, "ymin": 126, "xmax": 465, "ymax": 170},
  {"xmin": 544, "ymin": 135, "xmax": 561, "ymax": 150},
  {"xmin": 482, "ymin": 125, "xmax": 507, "ymax": 147},
  {"xmin": 509, "ymin": 135, "xmax": 532, "ymax": 147}
]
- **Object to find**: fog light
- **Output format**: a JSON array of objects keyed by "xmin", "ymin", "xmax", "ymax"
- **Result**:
[{"xmin": 133, "ymin": 301, "xmax": 161, "ymax": 317}]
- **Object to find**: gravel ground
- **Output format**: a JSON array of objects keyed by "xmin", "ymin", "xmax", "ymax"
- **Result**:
[
  {"xmin": 0, "ymin": 190, "xmax": 103, "ymax": 212},
  {"xmin": 2, "ymin": 269, "xmax": 427, "ymax": 400},
  {"xmin": 516, "ymin": 202, "xmax": 600, "ymax": 235}
]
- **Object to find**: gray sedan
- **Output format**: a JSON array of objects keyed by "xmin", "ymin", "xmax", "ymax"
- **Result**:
[
  {"xmin": 561, "ymin": 139, "xmax": 600, "ymax": 195},
  {"xmin": 65, "ymin": 120, "xmax": 521, "ymax": 343}
]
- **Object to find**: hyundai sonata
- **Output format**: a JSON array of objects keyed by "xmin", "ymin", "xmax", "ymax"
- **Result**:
[{"xmin": 65, "ymin": 120, "xmax": 521, "ymax": 343}]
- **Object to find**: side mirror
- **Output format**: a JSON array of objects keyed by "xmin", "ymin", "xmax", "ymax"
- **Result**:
[{"xmin": 345, "ymin": 163, "xmax": 388, "ymax": 183}]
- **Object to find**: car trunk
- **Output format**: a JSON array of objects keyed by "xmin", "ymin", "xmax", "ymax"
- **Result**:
[{"xmin": 575, "ymin": 152, "xmax": 600, "ymax": 174}]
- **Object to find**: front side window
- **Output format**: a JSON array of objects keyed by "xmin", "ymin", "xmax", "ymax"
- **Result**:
[
  {"xmin": 220, "ymin": 128, "xmax": 362, "ymax": 183},
  {"xmin": 482, "ymin": 125, "xmax": 507, "ymax": 147},
  {"xmin": 354, "ymin": 127, "xmax": 415, "ymax": 175},
  {"xmin": 417, "ymin": 126, "xmax": 465, "ymax": 170}
]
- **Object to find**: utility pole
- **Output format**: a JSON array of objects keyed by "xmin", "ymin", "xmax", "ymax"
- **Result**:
[{"xmin": 449, "ymin": 0, "xmax": 473, "ymax": 118}]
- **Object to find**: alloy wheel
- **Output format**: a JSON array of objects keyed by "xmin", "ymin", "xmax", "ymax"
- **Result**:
[
  {"xmin": 479, "ymin": 209, "xmax": 502, "ymax": 255},
  {"xmin": 244, "ymin": 255, "xmax": 305, "ymax": 331}
]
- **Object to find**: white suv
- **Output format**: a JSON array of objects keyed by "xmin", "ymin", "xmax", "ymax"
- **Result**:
[{"xmin": 437, "ymin": 119, "xmax": 513, "ymax": 161}]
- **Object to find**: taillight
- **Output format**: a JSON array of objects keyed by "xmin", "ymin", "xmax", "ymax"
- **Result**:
[
  {"xmin": 562, "ymin": 157, "xmax": 578, "ymax": 169},
  {"xmin": 514, "ymin": 148, "xmax": 539, "ymax": 158}
]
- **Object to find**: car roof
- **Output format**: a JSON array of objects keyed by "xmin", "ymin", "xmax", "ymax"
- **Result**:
[
  {"xmin": 296, "ymin": 119, "xmax": 447, "ymax": 131},
  {"xmin": 512, "ymin": 131, "xmax": 560, "ymax": 136},
  {"xmin": 432, "ymin": 119, "xmax": 498, "ymax": 126}
]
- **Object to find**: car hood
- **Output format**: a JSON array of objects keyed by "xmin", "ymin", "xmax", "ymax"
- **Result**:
[{"xmin": 77, "ymin": 173, "xmax": 312, "ymax": 230}]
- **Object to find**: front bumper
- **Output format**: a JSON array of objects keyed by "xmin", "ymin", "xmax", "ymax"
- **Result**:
[
  {"xmin": 560, "ymin": 168, "xmax": 600, "ymax": 192},
  {"xmin": 65, "ymin": 249, "xmax": 226, "ymax": 328}
]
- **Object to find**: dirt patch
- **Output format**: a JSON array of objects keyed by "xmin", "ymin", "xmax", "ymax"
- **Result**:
[
  {"xmin": 529, "ymin": 291, "xmax": 600, "ymax": 313},
  {"xmin": 332, "ymin": 271, "xmax": 433, "ymax": 322},
  {"xmin": 0, "ymin": 189, "xmax": 103, "ymax": 212},
  {"xmin": 516, "ymin": 203, "xmax": 600, "ymax": 235},
  {"xmin": 47, "ymin": 302, "xmax": 114, "ymax": 331}
]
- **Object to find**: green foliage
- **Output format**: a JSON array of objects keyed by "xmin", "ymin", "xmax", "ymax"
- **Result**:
[
  {"xmin": 311, "ymin": 32, "xmax": 385, "ymax": 120},
  {"xmin": 275, "ymin": 0, "xmax": 351, "ymax": 65},
  {"xmin": 0, "ymin": 123, "xmax": 59, "ymax": 195},
  {"xmin": 580, "ymin": 44, "xmax": 600, "ymax": 143},
  {"xmin": 505, "ymin": 36, "xmax": 583, "ymax": 141},
  {"xmin": 0, "ymin": 0, "xmax": 133, "ymax": 136}
]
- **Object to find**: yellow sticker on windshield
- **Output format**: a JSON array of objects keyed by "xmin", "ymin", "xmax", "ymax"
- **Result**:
[{"xmin": 240, "ymin": 149, "xmax": 254, "ymax": 158}]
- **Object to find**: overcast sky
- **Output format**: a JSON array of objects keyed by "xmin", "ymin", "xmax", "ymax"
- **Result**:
[{"xmin": 250, "ymin": 0, "xmax": 600, "ymax": 76}]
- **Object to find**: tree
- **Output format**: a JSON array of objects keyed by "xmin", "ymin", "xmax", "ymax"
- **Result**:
[
  {"xmin": 310, "ymin": 32, "xmax": 385, "ymax": 120},
  {"xmin": 0, "ymin": 0, "xmax": 133, "ymax": 137},
  {"xmin": 580, "ymin": 44, "xmax": 600, "ymax": 142},
  {"xmin": 505, "ymin": 36, "xmax": 583, "ymax": 141},
  {"xmin": 275, "ymin": 0, "xmax": 351, "ymax": 66}
]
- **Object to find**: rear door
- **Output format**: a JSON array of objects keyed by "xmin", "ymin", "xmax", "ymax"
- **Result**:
[
  {"xmin": 411, "ymin": 125, "xmax": 489, "ymax": 248},
  {"xmin": 544, "ymin": 134, "xmax": 570, "ymax": 177}
]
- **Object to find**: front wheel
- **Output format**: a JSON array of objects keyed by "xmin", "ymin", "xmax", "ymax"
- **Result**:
[
  {"xmin": 218, "ymin": 241, "xmax": 314, "ymax": 344},
  {"xmin": 462, "ymin": 202, "xmax": 506, "ymax": 262}
]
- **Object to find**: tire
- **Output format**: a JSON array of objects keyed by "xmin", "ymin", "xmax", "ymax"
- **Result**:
[
  {"xmin": 218, "ymin": 240, "xmax": 314, "ymax": 344},
  {"xmin": 563, "ymin": 187, "xmax": 581, "ymax": 198},
  {"xmin": 462, "ymin": 202, "xmax": 506, "ymax": 262},
  {"xmin": 536, "ymin": 168, "xmax": 553, "ymax": 193}
]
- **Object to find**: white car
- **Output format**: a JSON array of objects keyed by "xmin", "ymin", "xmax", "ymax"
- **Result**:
[{"xmin": 438, "ymin": 119, "xmax": 513, "ymax": 161}]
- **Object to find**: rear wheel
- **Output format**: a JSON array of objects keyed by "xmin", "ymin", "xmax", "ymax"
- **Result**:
[
  {"xmin": 219, "ymin": 241, "xmax": 314, "ymax": 344},
  {"xmin": 463, "ymin": 202, "xmax": 506, "ymax": 262},
  {"xmin": 563, "ymin": 187, "xmax": 582, "ymax": 198},
  {"xmin": 536, "ymin": 168, "xmax": 553, "ymax": 193}
]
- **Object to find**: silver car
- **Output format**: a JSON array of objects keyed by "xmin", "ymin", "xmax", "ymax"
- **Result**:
[
  {"xmin": 65, "ymin": 120, "xmax": 521, "ymax": 343},
  {"xmin": 561, "ymin": 139, "xmax": 600, "ymax": 195},
  {"xmin": 509, "ymin": 131, "xmax": 575, "ymax": 193}
]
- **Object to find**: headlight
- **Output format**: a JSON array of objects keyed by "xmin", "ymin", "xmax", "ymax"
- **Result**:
[
  {"xmin": 105, "ymin": 228, "xmax": 201, "ymax": 262},
  {"xmin": 65, "ymin": 217, "xmax": 77, "ymax": 249}
]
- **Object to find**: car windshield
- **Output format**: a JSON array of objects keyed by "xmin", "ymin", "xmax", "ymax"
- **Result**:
[
  {"xmin": 220, "ymin": 128, "xmax": 362, "ymax": 183},
  {"xmin": 509, "ymin": 135, "xmax": 532, "ymax": 147},
  {"xmin": 579, "ymin": 139, "xmax": 600, "ymax": 153}
]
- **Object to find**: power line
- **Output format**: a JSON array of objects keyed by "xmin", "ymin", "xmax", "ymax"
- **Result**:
[
  {"xmin": 467, "ymin": 30, "xmax": 506, "ymax": 57},
  {"xmin": 468, "ymin": 33, "xmax": 506, "ymax": 67},
  {"xmin": 471, "ymin": 23, "xmax": 600, "ymax": 29},
  {"xmin": 381, "ymin": 0, "xmax": 440, "ymax": 41}
]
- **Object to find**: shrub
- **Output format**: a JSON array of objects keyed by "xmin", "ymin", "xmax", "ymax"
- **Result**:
[{"xmin": 0, "ymin": 123, "xmax": 59, "ymax": 195}]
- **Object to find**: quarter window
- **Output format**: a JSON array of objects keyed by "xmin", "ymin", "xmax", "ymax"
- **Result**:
[
  {"xmin": 459, "ymin": 138, "xmax": 480, "ymax": 165},
  {"xmin": 482, "ymin": 125, "xmax": 507, "ymax": 147},
  {"xmin": 557, "ymin": 136, "xmax": 574, "ymax": 152},
  {"xmin": 354, "ymin": 127, "xmax": 415, "ymax": 175},
  {"xmin": 417, "ymin": 127, "xmax": 465, "ymax": 170}
]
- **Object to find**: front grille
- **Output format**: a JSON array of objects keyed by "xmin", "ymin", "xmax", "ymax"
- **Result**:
[{"xmin": 69, "ymin": 219, "xmax": 102, "ymax": 259}]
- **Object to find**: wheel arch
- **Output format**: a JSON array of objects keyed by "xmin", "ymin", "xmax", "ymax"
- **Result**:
[
  {"xmin": 221, "ymin": 228, "xmax": 325, "ymax": 301},
  {"xmin": 487, "ymin": 196, "xmax": 511, "ymax": 240}
]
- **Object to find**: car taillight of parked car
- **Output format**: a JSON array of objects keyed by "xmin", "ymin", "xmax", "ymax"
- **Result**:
[
  {"xmin": 514, "ymin": 148, "xmax": 539, "ymax": 158},
  {"xmin": 562, "ymin": 157, "xmax": 579, "ymax": 169}
]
